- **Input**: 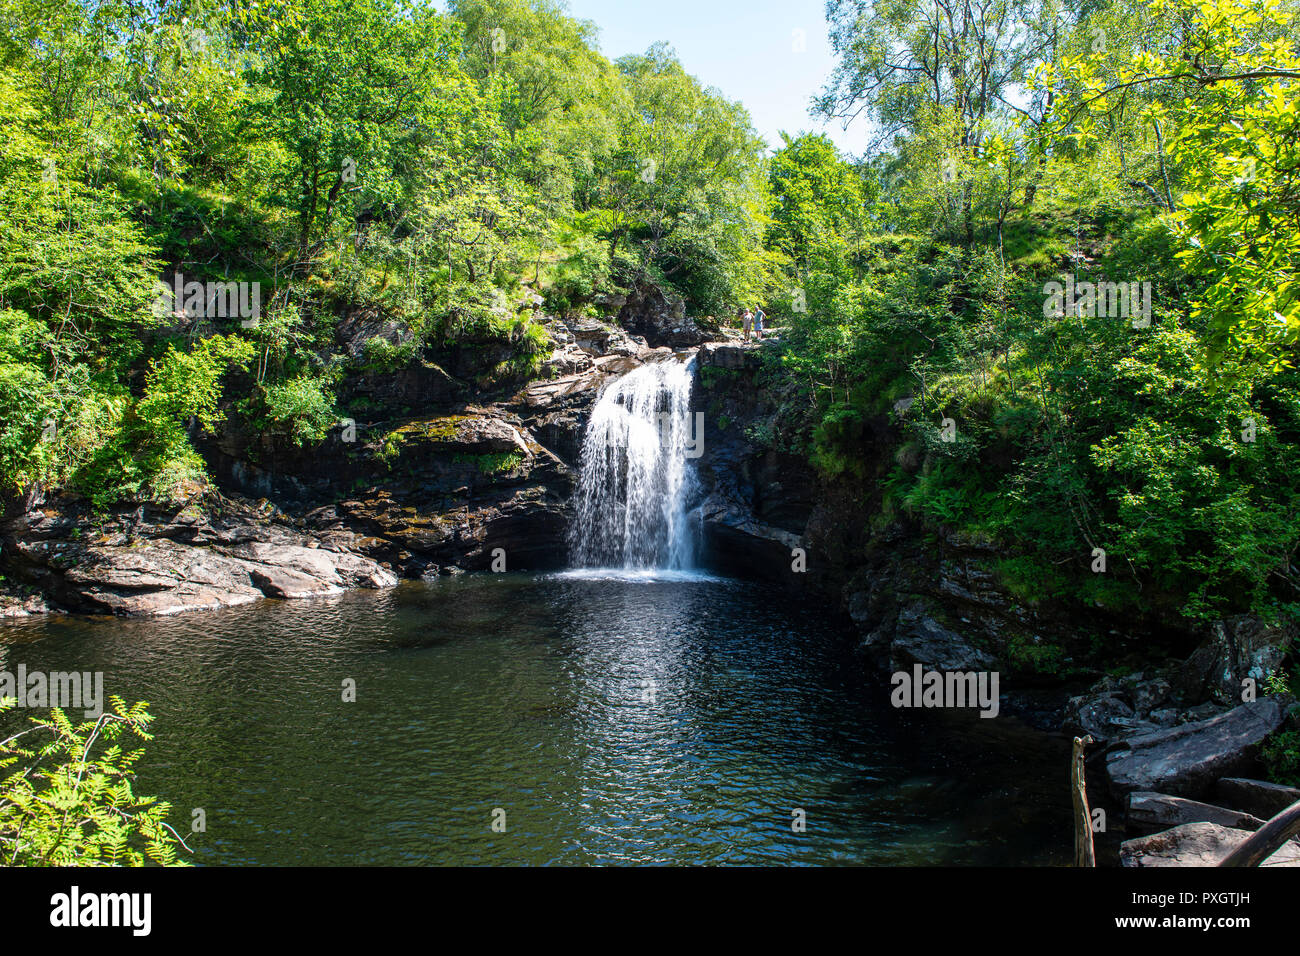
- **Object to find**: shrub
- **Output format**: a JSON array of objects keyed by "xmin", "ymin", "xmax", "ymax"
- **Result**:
[{"xmin": 0, "ymin": 698, "xmax": 190, "ymax": 866}]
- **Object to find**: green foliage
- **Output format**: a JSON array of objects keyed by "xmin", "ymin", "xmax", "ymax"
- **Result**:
[
  {"xmin": 1045, "ymin": 0, "xmax": 1300, "ymax": 378},
  {"xmin": 768, "ymin": 133, "xmax": 870, "ymax": 282},
  {"xmin": 72, "ymin": 336, "xmax": 255, "ymax": 506},
  {"xmin": 4, "ymin": 0, "xmax": 1300, "ymax": 632},
  {"xmin": 0, "ymin": 697, "xmax": 190, "ymax": 866},
  {"xmin": 604, "ymin": 43, "xmax": 771, "ymax": 313},
  {"xmin": 261, "ymin": 374, "xmax": 338, "ymax": 447},
  {"xmin": 359, "ymin": 337, "xmax": 417, "ymax": 373},
  {"xmin": 376, "ymin": 429, "xmax": 405, "ymax": 465},
  {"xmin": 771, "ymin": 0, "xmax": 1300, "ymax": 623},
  {"xmin": 1262, "ymin": 728, "xmax": 1300, "ymax": 788},
  {"xmin": 0, "ymin": 0, "xmax": 778, "ymax": 507},
  {"xmin": 455, "ymin": 451, "xmax": 524, "ymax": 475},
  {"xmin": 1004, "ymin": 634, "xmax": 1069, "ymax": 677}
]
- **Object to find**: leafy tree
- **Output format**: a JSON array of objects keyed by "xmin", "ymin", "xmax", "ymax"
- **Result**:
[
  {"xmin": 768, "ymin": 132, "xmax": 871, "ymax": 282},
  {"xmin": 1044, "ymin": 0, "xmax": 1300, "ymax": 375},
  {"xmin": 0, "ymin": 697, "xmax": 191, "ymax": 866},
  {"xmin": 604, "ymin": 44, "xmax": 770, "ymax": 311}
]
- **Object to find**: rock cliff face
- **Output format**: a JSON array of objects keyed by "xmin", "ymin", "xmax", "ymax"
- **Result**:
[
  {"xmin": 0, "ymin": 312, "xmax": 682, "ymax": 614},
  {"xmin": 692, "ymin": 336, "xmax": 1296, "ymax": 718},
  {"xmin": 690, "ymin": 336, "xmax": 1299, "ymax": 860},
  {"xmin": 693, "ymin": 336, "xmax": 1079, "ymax": 697},
  {"xmin": 615, "ymin": 279, "xmax": 720, "ymax": 348}
]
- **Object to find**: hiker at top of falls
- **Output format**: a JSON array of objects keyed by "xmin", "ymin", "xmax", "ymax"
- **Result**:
[
  {"xmin": 741, "ymin": 308, "xmax": 753, "ymax": 342},
  {"xmin": 753, "ymin": 305, "xmax": 766, "ymax": 340}
]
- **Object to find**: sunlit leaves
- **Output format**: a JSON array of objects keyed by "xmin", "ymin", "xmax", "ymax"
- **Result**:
[{"xmin": 0, "ymin": 697, "xmax": 189, "ymax": 867}]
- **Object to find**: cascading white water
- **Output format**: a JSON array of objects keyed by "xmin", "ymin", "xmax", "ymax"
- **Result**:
[{"xmin": 569, "ymin": 358, "xmax": 700, "ymax": 570}]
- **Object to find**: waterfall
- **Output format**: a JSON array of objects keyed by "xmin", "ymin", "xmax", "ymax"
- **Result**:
[{"xmin": 569, "ymin": 357, "xmax": 700, "ymax": 571}]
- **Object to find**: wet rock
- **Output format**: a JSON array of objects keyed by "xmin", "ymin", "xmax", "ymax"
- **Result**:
[
  {"xmin": 1105, "ymin": 697, "xmax": 1293, "ymax": 799},
  {"xmin": 1215, "ymin": 778, "xmax": 1300, "ymax": 820},
  {"xmin": 1127, "ymin": 792, "xmax": 1266, "ymax": 833},
  {"xmin": 888, "ymin": 603, "xmax": 995, "ymax": 672},
  {"xmin": 697, "ymin": 491, "xmax": 803, "ymax": 580},
  {"xmin": 1120, "ymin": 821, "xmax": 1300, "ymax": 867},
  {"xmin": 0, "ymin": 584, "xmax": 57, "ymax": 618}
]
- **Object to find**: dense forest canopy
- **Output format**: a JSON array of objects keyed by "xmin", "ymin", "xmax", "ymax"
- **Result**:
[{"xmin": 1, "ymin": 0, "xmax": 1299, "ymax": 634}]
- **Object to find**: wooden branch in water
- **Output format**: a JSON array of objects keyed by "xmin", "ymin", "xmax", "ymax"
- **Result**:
[
  {"xmin": 1219, "ymin": 799, "xmax": 1300, "ymax": 867},
  {"xmin": 1073, "ymin": 734, "xmax": 1096, "ymax": 868}
]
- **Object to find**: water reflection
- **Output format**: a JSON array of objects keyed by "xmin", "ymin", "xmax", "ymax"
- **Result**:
[{"xmin": 0, "ymin": 575, "xmax": 1071, "ymax": 866}]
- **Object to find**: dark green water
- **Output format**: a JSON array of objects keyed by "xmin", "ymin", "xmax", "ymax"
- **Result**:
[{"xmin": 0, "ymin": 572, "xmax": 1071, "ymax": 865}]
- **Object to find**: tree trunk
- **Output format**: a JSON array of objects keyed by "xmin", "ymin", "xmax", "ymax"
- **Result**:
[{"xmin": 1073, "ymin": 735, "xmax": 1096, "ymax": 867}]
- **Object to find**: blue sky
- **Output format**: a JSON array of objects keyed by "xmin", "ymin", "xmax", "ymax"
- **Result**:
[{"xmin": 560, "ymin": 0, "xmax": 857, "ymax": 155}]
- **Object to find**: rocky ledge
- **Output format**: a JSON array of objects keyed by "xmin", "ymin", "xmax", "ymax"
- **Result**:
[
  {"xmin": 1121, "ymin": 820, "xmax": 1300, "ymax": 867},
  {"xmin": 1, "ymin": 493, "xmax": 397, "ymax": 617}
]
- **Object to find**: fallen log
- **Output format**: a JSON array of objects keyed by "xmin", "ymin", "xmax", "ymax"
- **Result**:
[{"xmin": 1219, "ymin": 798, "xmax": 1300, "ymax": 867}]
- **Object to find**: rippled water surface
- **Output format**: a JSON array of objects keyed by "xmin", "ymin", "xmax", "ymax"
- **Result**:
[{"xmin": 0, "ymin": 574, "xmax": 1071, "ymax": 865}]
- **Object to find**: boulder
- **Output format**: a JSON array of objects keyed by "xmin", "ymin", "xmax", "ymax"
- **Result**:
[
  {"xmin": 1064, "ymin": 692, "xmax": 1153, "ymax": 742},
  {"xmin": 888, "ymin": 603, "xmax": 995, "ymax": 672},
  {"xmin": 1105, "ymin": 697, "xmax": 1293, "ymax": 799},
  {"xmin": 616, "ymin": 280, "xmax": 715, "ymax": 348},
  {"xmin": 59, "ymin": 538, "xmax": 398, "ymax": 615},
  {"xmin": 438, "ymin": 416, "xmax": 532, "ymax": 457},
  {"xmin": 1062, "ymin": 667, "xmax": 1243, "ymax": 745},
  {"xmin": 1176, "ymin": 615, "xmax": 1295, "ymax": 704},
  {"xmin": 565, "ymin": 317, "xmax": 645, "ymax": 358},
  {"xmin": 221, "ymin": 541, "xmax": 399, "ymax": 595},
  {"xmin": 1120, "ymin": 821, "xmax": 1300, "ymax": 867},
  {"xmin": 1126, "ymin": 792, "xmax": 1265, "ymax": 833},
  {"xmin": 1215, "ymin": 778, "xmax": 1300, "ymax": 820}
]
